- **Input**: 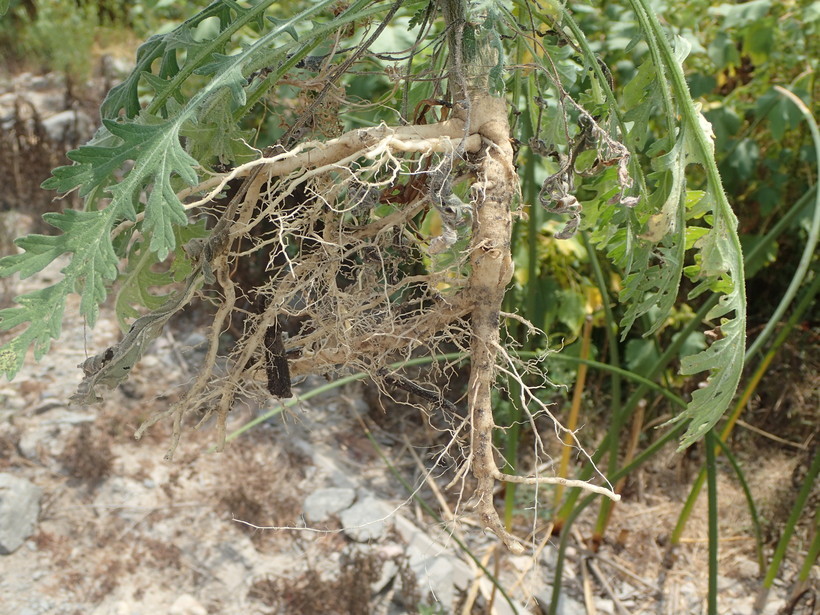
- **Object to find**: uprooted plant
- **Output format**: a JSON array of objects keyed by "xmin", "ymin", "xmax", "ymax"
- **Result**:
[{"xmin": 0, "ymin": 0, "xmax": 746, "ymax": 551}]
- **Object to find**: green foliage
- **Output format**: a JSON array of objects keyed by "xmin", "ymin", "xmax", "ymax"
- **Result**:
[
  {"xmin": 2, "ymin": 2, "xmax": 815, "ymax": 611},
  {"xmin": 621, "ymin": 7, "xmax": 747, "ymax": 410},
  {"xmin": 669, "ymin": 0, "xmax": 816, "ymax": 308},
  {"xmin": 530, "ymin": 0, "xmax": 814, "ymax": 608},
  {"xmin": 2, "ymin": 0, "xmax": 745, "ymax": 451},
  {"xmin": 2, "ymin": 1, "xmax": 749, "ymax": 449},
  {"xmin": 0, "ymin": 209, "xmax": 119, "ymax": 377},
  {"xmin": 0, "ymin": 0, "xmax": 371, "ymax": 378},
  {"xmin": 113, "ymin": 220, "xmax": 209, "ymax": 329},
  {"xmin": 508, "ymin": 0, "xmax": 746, "ymax": 446}
]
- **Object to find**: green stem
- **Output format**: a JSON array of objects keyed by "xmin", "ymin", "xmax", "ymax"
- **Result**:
[
  {"xmin": 581, "ymin": 232, "xmax": 625, "ymax": 539},
  {"xmin": 146, "ymin": 0, "xmax": 281, "ymax": 115},
  {"xmin": 632, "ymin": 0, "xmax": 747, "ymax": 450},
  {"xmin": 553, "ymin": 193, "xmax": 816, "ymax": 528},
  {"xmin": 796, "ymin": 507, "xmax": 820, "ymax": 583},
  {"xmin": 744, "ymin": 87, "xmax": 820, "ymax": 359},
  {"xmin": 745, "ymin": 186, "xmax": 816, "ymax": 278},
  {"xmin": 547, "ymin": 423, "xmax": 686, "ymax": 615},
  {"xmin": 705, "ymin": 429, "xmax": 719, "ymax": 615},
  {"xmin": 671, "ymin": 273, "xmax": 820, "ymax": 544},
  {"xmin": 565, "ymin": 25, "xmax": 816, "ymax": 544},
  {"xmin": 712, "ymin": 437, "xmax": 765, "ymax": 572},
  {"xmin": 552, "ymin": 200, "xmax": 810, "ymax": 522},
  {"xmin": 219, "ymin": 354, "xmax": 468, "ymax": 447},
  {"xmin": 762, "ymin": 449, "xmax": 820, "ymax": 590},
  {"xmin": 554, "ymin": 299, "xmax": 706, "ymax": 522}
]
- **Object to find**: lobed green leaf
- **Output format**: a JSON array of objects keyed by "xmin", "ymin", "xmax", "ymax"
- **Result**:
[
  {"xmin": 3, "ymin": 0, "xmax": 404, "ymax": 383},
  {"xmin": 626, "ymin": 0, "xmax": 747, "ymax": 447}
]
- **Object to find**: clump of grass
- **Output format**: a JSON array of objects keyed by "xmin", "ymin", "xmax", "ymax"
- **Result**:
[
  {"xmin": 58, "ymin": 424, "xmax": 114, "ymax": 486},
  {"xmin": 248, "ymin": 549, "xmax": 420, "ymax": 615}
]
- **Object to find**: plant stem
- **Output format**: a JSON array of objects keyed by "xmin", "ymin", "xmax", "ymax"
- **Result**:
[
  {"xmin": 547, "ymin": 423, "xmax": 686, "ymax": 615},
  {"xmin": 712, "ymin": 436, "xmax": 765, "ymax": 572},
  {"xmin": 754, "ymin": 448, "xmax": 820, "ymax": 613},
  {"xmin": 554, "ymin": 316, "xmax": 593, "ymax": 510},
  {"xmin": 671, "ymin": 273, "xmax": 820, "ymax": 544},
  {"xmin": 705, "ymin": 429, "xmax": 719, "ymax": 615},
  {"xmin": 745, "ymin": 87, "xmax": 820, "ymax": 359}
]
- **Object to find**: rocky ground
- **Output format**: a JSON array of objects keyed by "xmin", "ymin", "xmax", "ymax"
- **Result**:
[{"xmin": 0, "ymin": 70, "xmax": 816, "ymax": 615}]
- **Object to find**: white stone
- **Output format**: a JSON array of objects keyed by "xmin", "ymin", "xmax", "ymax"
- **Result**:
[
  {"xmin": 40, "ymin": 109, "xmax": 94, "ymax": 143},
  {"xmin": 303, "ymin": 487, "xmax": 356, "ymax": 522},
  {"xmin": 340, "ymin": 497, "xmax": 394, "ymax": 542},
  {"xmin": 0, "ymin": 473, "xmax": 42, "ymax": 554}
]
